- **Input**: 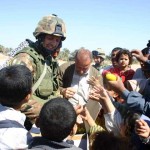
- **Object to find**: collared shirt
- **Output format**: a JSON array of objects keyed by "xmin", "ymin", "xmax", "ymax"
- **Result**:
[
  {"xmin": 68, "ymin": 70, "xmax": 90, "ymax": 106},
  {"xmin": 0, "ymin": 104, "xmax": 32, "ymax": 149}
]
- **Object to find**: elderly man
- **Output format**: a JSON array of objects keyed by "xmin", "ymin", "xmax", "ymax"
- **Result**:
[{"xmin": 59, "ymin": 48, "xmax": 103, "ymax": 106}]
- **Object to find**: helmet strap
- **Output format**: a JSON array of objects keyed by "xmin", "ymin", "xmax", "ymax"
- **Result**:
[{"xmin": 37, "ymin": 35, "xmax": 62, "ymax": 58}]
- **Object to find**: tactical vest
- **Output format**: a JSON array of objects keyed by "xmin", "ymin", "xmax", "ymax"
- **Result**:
[{"xmin": 15, "ymin": 46, "xmax": 59, "ymax": 101}]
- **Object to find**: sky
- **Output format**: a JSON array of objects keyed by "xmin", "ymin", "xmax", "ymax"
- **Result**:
[{"xmin": 1, "ymin": 0, "xmax": 150, "ymax": 55}]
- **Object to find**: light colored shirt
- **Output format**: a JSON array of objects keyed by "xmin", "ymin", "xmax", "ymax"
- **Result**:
[
  {"xmin": 104, "ymin": 109, "xmax": 123, "ymax": 136},
  {"xmin": 0, "ymin": 104, "xmax": 32, "ymax": 149},
  {"xmin": 68, "ymin": 70, "xmax": 90, "ymax": 106}
]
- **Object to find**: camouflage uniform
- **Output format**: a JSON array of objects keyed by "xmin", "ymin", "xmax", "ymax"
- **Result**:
[
  {"xmin": 92, "ymin": 48, "xmax": 106, "ymax": 72},
  {"xmin": 11, "ymin": 14, "xmax": 66, "ymax": 104},
  {"xmin": 92, "ymin": 63, "xmax": 106, "ymax": 72}
]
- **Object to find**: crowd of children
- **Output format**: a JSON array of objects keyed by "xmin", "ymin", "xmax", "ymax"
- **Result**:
[
  {"xmin": 88, "ymin": 43, "xmax": 150, "ymax": 149},
  {"xmin": 1, "ymin": 41, "xmax": 150, "ymax": 150}
]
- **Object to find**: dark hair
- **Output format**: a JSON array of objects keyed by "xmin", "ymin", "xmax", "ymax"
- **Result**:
[
  {"xmin": 140, "ymin": 40, "xmax": 150, "ymax": 56},
  {"xmin": 123, "ymin": 111, "xmax": 141, "ymax": 137},
  {"xmin": 116, "ymin": 49, "xmax": 133, "ymax": 65},
  {"xmin": 39, "ymin": 98, "xmax": 77, "ymax": 141},
  {"xmin": 141, "ymin": 47, "xmax": 150, "ymax": 56},
  {"xmin": 147, "ymin": 40, "xmax": 150, "ymax": 48},
  {"xmin": 0, "ymin": 65, "xmax": 32, "ymax": 107},
  {"xmin": 110, "ymin": 47, "xmax": 122, "ymax": 59},
  {"xmin": 111, "ymin": 47, "xmax": 123, "ymax": 53},
  {"xmin": 91, "ymin": 131, "xmax": 136, "ymax": 150}
]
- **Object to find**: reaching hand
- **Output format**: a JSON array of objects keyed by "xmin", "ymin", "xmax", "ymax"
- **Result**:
[
  {"xmin": 89, "ymin": 85, "xmax": 109, "ymax": 102},
  {"xmin": 107, "ymin": 76, "xmax": 126, "ymax": 94},
  {"xmin": 80, "ymin": 106, "xmax": 96, "ymax": 127},
  {"xmin": 89, "ymin": 88, "xmax": 101, "ymax": 102},
  {"xmin": 74, "ymin": 104, "xmax": 84, "ymax": 115},
  {"xmin": 135, "ymin": 119, "xmax": 150, "ymax": 139},
  {"xmin": 87, "ymin": 76, "xmax": 101, "ymax": 87},
  {"xmin": 131, "ymin": 50, "xmax": 147, "ymax": 62}
]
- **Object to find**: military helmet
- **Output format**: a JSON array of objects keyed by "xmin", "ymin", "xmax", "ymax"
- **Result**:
[
  {"xmin": 92, "ymin": 48, "xmax": 106, "ymax": 59},
  {"xmin": 33, "ymin": 14, "xmax": 66, "ymax": 41}
]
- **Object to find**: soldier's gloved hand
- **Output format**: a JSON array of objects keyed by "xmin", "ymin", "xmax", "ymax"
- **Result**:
[{"xmin": 21, "ymin": 99, "xmax": 43, "ymax": 124}]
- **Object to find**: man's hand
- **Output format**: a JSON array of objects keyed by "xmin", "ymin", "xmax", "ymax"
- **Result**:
[
  {"xmin": 107, "ymin": 77, "xmax": 126, "ymax": 94},
  {"xmin": 135, "ymin": 119, "xmax": 150, "ymax": 139},
  {"xmin": 62, "ymin": 87, "xmax": 76, "ymax": 99},
  {"xmin": 131, "ymin": 50, "xmax": 147, "ymax": 63}
]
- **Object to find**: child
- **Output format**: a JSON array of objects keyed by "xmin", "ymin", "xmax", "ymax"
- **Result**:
[
  {"xmin": 0, "ymin": 65, "xmax": 33, "ymax": 149},
  {"xmin": 88, "ymin": 82, "xmax": 150, "ymax": 149},
  {"xmin": 75, "ymin": 105, "xmax": 105, "ymax": 134},
  {"xmin": 88, "ymin": 83, "xmax": 123, "ymax": 136},
  {"xmin": 102, "ymin": 47, "xmax": 122, "ymax": 71},
  {"xmin": 29, "ymin": 98, "xmax": 82, "ymax": 150},
  {"xmin": 107, "ymin": 71, "xmax": 150, "ymax": 118},
  {"xmin": 90, "ymin": 131, "xmax": 136, "ymax": 150},
  {"xmin": 103, "ymin": 49, "xmax": 135, "ymax": 83}
]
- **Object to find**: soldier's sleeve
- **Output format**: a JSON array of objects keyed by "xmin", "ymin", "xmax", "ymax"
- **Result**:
[
  {"xmin": 31, "ymin": 94, "xmax": 47, "ymax": 104},
  {"xmin": 57, "ymin": 62, "xmax": 68, "ymax": 95},
  {"xmin": 11, "ymin": 53, "xmax": 36, "ymax": 75},
  {"xmin": 91, "ymin": 66, "xmax": 103, "ymax": 87}
]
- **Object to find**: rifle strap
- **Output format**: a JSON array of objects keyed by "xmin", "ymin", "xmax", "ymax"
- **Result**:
[{"xmin": 32, "ymin": 62, "xmax": 47, "ymax": 93}]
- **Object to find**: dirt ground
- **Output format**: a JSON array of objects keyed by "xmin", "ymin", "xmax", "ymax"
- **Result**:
[{"xmin": 130, "ymin": 63, "xmax": 140, "ymax": 71}]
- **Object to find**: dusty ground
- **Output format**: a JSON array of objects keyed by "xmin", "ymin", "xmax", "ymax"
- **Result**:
[{"xmin": 131, "ymin": 63, "xmax": 140, "ymax": 71}]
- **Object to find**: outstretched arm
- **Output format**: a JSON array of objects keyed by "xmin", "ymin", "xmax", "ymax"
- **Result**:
[
  {"xmin": 89, "ymin": 84, "xmax": 123, "ymax": 136},
  {"xmin": 89, "ymin": 85, "xmax": 115, "ymax": 114},
  {"xmin": 108, "ymin": 77, "xmax": 150, "ymax": 116},
  {"xmin": 131, "ymin": 50, "xmax": 148, "ymax": 63}
]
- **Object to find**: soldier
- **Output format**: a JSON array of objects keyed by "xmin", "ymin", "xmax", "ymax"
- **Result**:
[
  {"xmin": 92, "ymin": 48, "xmax": 106, "ymax": 73},
  {"xmin": 11, "ymin": 14, "xmax": 66, "ymax": 124}
]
